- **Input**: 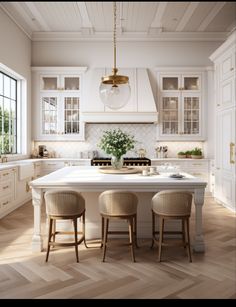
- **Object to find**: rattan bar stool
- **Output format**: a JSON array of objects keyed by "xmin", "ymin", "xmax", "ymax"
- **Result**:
[
  {"xmin": 99, "ymin": 190, "xmax": 138, "ymax": 262},
  {"xmin": 151, "ymin": 190, "xmax": 193, "ymax": 262},
  {"xmin": 44, "ymin": 190, "xmax": 87, "ymax": 263}
]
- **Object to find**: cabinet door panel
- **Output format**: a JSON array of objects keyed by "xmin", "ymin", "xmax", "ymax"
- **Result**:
[
  {"xmin": 221, "ymin": 51, "xmax": 235, "ymax": 81},
  {"xmin": 220, "ymin": 109, "xmax": 235, "ymax": 172},
  {"xmin": 40, "ymin": 95, "xmax": 59, "ymax": 135},
  {"xmin": 221, "ymin": 78, "xmax": 234, "ymax": 108},
  {"xmin": 40, "ymin": 75, "xmax": 59, "ymax": 91},
  {"xmin": 160, "ymin": 94, "xmax": 180, "ymax": 135}
]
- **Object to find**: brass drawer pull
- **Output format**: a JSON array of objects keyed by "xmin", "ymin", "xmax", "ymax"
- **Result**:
[
  {"xmin": 2, "ymin": 201, "xmax": 9, "ymax": 206},
  {"xmin": 3, "ymin": 186, "xmax": 9, "ymax": 190},
  {"xmin": 3, "ymin": 173, "xmax": 9, "ymax": 176},
  {"xmin": 230, "ymin": 142, "xmax": 235, "ymax": 164}
]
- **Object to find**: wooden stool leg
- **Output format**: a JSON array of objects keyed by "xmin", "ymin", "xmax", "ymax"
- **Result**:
[
  {"xmin": 186, "ymin": 218, "xmax": 192, "ymax": 262},
  {"xmin": 73, "ymin": 218, "xmax": 79, "ymax": 263},
  {"xmin": 158, "ymin": 217, "xmax": 164, "ymax": 262},
  {"xmin": 129, "ymin": 218, "xmax": 136, "ymax": 262},
  {"xmin": 52, "ymin": 219, "xmax": 56, "ymax": 245},
  {"xmin": 182, "ymin": 219, "xmax": 186, "ymax": 248},
  {"xmin": 45, "ymin": 218, "xmax": 53, "ymax": 262},
  {"xmin": 151, "ymin": 210, "xmax": 155, "ymax": 248},
  {"xmin": 102, "ymin": 218, "xmax": 109, "ymax": 262},
  {"xmin": 100, "ymin": 216, "xmax": 104, "ymax": 248},
  {"xmin": 134, "ymin": 214, "xmax": 139, "ymax": 248},
  {"xmin": 82, "ymin": 212, "xmax": 88, "ymax": 249}
]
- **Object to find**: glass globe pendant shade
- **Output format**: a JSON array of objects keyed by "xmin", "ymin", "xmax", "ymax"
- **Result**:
[{"xmin": 99, "ymin": 82, "xmax": 131, "ymax": 110}]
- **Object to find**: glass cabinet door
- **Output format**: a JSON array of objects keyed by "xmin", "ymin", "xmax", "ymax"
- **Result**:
[
  {"xmin": 63, "ymin": 96, "xmax": 80, "ymax": 134},
  {"xmin": 41, "ymin": 96, "xmax": 58, "ymax": 134},
  {"xmin": 182, "ymin": 76, "xmax": 200, "ymax": 90},
  {"xmin": 40, "ymin": 76, "xmax": 58, "ymax": 91},
  {"xmin": 183, "ymin": 96, "xmax": 200, "ymax": 134},
  {"xmin": 62, "ymin": 76, "xmax": 80, "ymax": 91},
  {"xmin": 162, "ymin": 76, "xmax": 179, "ymax": 91},
  {"xmin": 161, "ymin": 96, "xmax": 179, "ymax": 135}
]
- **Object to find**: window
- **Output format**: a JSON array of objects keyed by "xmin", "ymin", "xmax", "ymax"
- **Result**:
[{"xmin": 0, "ymin": 72, "xmax": 17, "ymax": 154}]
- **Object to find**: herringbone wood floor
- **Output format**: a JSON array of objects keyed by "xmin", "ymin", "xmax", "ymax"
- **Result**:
[{"xmin": 0, "ymin": 198, "xmax": 235, "ymax": 299}]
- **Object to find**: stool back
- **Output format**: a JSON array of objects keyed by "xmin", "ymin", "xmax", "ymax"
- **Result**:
[
  {"xmin": 152, "ymin": 190, "xmax": 192, "ymax": 217},
  {"xmin": 99, "ymin": 190, "xmax": 138, "ymax": 216},
  {"xmin": 45, "ymin": 190, "xmax": 85, "ymax": 217}
]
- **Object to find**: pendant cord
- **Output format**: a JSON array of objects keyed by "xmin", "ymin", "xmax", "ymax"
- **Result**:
[{"xmin": 113, "ymin": 1, "xmax": 117, "ymax": 72}]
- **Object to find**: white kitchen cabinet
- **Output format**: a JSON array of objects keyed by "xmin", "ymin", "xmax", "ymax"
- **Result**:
[
  {"xmin": 151, "ymin": 159, "xmax": 210, "ymax": 193},
  {"xmin": 82, "ymin": 68, "xmax": 157, "ymax": 122},
  {"xmin": 32, "ymin": 67, "xmax": 87, "ymax": 141},
  {"xmin": 0, "ymin": 167, "xmax": 17, "ymax": 218},
  {"xmin": 210, "ymin": 30, "xmax": 236, "ymax": 211},
  {"xmin": 156, "ymin": 68, "xmax": 207, "ymax": 141},
  {"xmin": 214, "ymin": 109, "xmax": 235, "ymax": 210},
  {"xmin": 40, "ymin": 161, "xmax": 65, "ymax": 176}
]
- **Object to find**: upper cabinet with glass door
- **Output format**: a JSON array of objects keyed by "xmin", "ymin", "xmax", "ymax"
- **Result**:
[
  {"xmin": 40, "ymin": 75, "xmax": 80, "ymax": 91},
  {"xmin": 156, "ymin": 69, "xmax": 206, "ymax": 141},
  {"xmin": 32, "ymin": 67, "xmax": 87, "ymax": 141}
]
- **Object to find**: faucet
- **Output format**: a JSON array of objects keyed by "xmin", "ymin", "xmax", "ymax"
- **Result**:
[{"xmin": 1, "ymin": 155, "xmax": 8, "ymax": 163}]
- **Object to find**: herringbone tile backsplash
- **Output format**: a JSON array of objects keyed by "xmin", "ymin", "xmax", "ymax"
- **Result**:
[{"xmin": 34, "ymin": 123, "xmax": 204, "ymax": 158}]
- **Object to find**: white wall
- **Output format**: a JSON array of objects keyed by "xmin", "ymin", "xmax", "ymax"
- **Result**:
[{"xmin": 0, "ymin": 8, "xmax": 31, "ymax": 155}]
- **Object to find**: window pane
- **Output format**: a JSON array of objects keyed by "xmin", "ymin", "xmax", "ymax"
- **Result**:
[
  {"xmin": 3, "ymin": 75, "xmax": 10, "ymax": 98},
  {"xmin": 0, "ymin": 73, "xmax": 3, "ymax": 95},
  {"xmin": 0, "ymin": 72, "xmax": 17, "ymax": 154},
  {"xmin": 11, "ymin": 79, "xmax": 16, "ymax": 99}
]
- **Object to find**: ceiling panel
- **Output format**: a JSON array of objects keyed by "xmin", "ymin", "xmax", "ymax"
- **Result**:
[
  {"xmin": 206, "ymin": 2, "xmax": 236, "ymax": 32},
  {"xmin": 1, "ymin": 1, "xmax": 235, "ymax": 40},
  {"xmin": 34, "ymin": 2, "xmax": 82, "ymax": 31},
  {"xmin": 86, "ymin": 1, "xmax": 112, "ymax": 32},
  {"xmin": 162, "ymin": 2, "xmax": 189, "ymax": 32},
  {"xmin": 183, "ymin": 2, "xmax": 216, "ymax": 31},
  {"xmin": 122, "ymin": 2, "xmax": 157, "ymax": 32}
]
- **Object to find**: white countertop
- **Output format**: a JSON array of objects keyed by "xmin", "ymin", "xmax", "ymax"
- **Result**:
[
  {"xmin": 0, "ymin": 157, "xmax": 210, "ymax": 171},
  {"xmin": 30, "ymin": 166, "xmax": 207, "ymax": 189}
]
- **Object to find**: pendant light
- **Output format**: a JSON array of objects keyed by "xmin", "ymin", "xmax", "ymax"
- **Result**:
[{"xmin": 99, "ymin": 1, "xmax": 131, "ymax": 110}]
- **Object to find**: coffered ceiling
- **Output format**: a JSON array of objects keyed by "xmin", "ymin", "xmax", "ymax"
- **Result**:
[{"xmin": 1, "ymin": 1, "xmax": 235, "ymax": 41}]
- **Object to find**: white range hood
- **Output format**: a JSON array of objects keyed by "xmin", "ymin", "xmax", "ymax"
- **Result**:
[{"xmin": 82, "ymin": 68, "xmax": 158, "ymax": 123}]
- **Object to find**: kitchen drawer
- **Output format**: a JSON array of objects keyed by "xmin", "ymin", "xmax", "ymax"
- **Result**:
[
  {"xmin": 0, "ymin": 169, "xmax": 13, "ymax": 181},
  {"xmin": 0, "ymin": 195, "xmax": 12, "ymax": 212},
  {"xmin": 0, "ymin": 180, "xmax": 13, "ymax": 196}
]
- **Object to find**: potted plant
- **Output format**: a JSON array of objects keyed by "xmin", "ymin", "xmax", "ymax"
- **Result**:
[
  {"xmin": 185, "ymin": 150, "xmax": 192, "ymax": 158},
  {"xmin": 177, "ymin": 151, "xmax": 186, "ymax": 158},
  {"xmin": 98, "ymin": 129, "xmax": 136, "ymax": 169},
  {"xmin": 191, "ymin": 147, "xmax": 203, "ymax": 159}
]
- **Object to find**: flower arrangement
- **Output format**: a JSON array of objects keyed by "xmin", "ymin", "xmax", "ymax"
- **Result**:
[{"xmin": 98, "ymin": 128, "xmax": 135, "ymax": 159}]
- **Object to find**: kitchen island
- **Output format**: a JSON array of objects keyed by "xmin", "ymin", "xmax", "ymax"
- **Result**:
[{"xmin": 30, "ymin": 166, "xmax": 207, "ymax": 253}]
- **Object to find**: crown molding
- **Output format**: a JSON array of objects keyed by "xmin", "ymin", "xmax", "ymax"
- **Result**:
[{"xmin": 32, "ymin": 31, "xmax": 228, "ymax": 42}]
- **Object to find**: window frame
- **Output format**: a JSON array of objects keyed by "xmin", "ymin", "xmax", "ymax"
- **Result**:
[{"xmin": 0, "ymin": 71, "xmax": 17, "ymax": 154}]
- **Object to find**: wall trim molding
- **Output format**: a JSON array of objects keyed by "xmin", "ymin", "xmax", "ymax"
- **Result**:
[{"xmin": 31, "ymin": 31, "xmax": 228, "ymax": 42}]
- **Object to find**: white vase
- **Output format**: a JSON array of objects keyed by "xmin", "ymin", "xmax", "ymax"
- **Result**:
[{"xmin": 111, "ymin": 156, "xmax": 124, "ymax": 169}]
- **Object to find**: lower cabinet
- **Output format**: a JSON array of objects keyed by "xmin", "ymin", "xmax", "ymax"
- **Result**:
[
  {"xmin": 151, "ymin": 159, "xmax": 211, "ymax": 193},
  {"xmin": 0, "ymin": 168, "xmax": 17, "ymax": 218}
]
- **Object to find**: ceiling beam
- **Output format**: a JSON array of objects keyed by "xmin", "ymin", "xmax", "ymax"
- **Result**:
[
  {"xmin": 198, "ymin": 2, "xmax": 226, "ymax": 31},
  {"xmin": 150, "ymin": 2, "xmax": 168, "ymax": 28},
  {"xmin": 176, "ymin": 2, "xmax": 200, "ymax": 32},
  {"xmin": 24, "ymin": 2, "xmax": 50, "ymax": 31},
  {"xmin": 76, "ymin": 2, "xmax": 92, "ymax": 27}
]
